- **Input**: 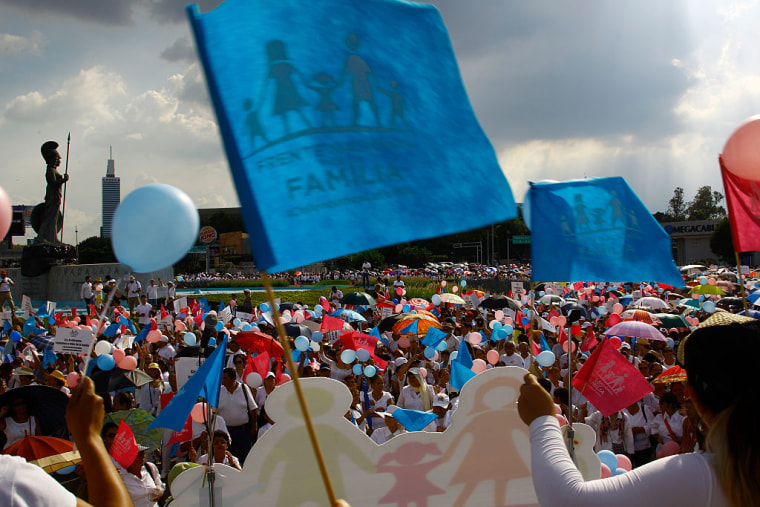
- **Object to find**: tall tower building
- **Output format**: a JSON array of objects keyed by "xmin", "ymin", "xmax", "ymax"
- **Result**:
[{"xmin": 101, "ymin": 147, "xmax": 120, "ymax": 238}]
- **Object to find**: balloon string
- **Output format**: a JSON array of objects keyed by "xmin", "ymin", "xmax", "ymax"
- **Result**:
[{"xmin": 262, "ymin": 271, "xmax": 337, "ymax": 506}]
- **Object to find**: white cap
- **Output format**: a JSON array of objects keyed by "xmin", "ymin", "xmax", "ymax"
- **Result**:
[
  {"xmin": 393, "ymin": 357, "xmax": 408, "ymax": 368},
  {"xmin": 433, "ymin": 393, "xmax": 450, "ymax": 408}
]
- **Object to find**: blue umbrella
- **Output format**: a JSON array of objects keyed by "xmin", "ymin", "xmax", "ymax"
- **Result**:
[
  {"xmin": 28, "ymin": 333, "xmax": 56, "ymax": 351},
  {"xmin": 738, "ymin": 309, "xmax": 760, "ymax": 320},
  {"xmin": 330, "ymin": 309, "xmax": 366, "ymax": 323}
]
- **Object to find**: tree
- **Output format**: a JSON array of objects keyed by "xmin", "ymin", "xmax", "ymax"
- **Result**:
[
  {"xmin": 710, "ymin": 218, "xmax": 734, "ymax": 262},
  {"xmin": 77, "ymin": 236, "xmax": 116, "ymax": 264},
  {"xmin": 686, "ymin": 186, "xmax": 726, "ymax": 221},
  {"xmin": 666, "ymin": 187, "xmax": 687, "ymax": 221}
]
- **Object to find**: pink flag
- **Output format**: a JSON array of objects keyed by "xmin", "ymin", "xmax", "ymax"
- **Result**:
[
  {"xmin": 110, "ymin": 420, "xmax": 139, "ymax": 469},
  {"xmin": 581, "ymin": 326, "xmax": 598, "ymax": 352},
  {"xmin": 720, "ymin": 159, "xmax": 760, "ymax": 252},
  {"xmin": 573, "ymin": 339, "xmax": 652, "ymax": 416},
  {"xmin": 351, "ymin": 331, "xmax": 388, "ymax": 370},
  {"xmin": 321, "ymin": 315, "xmax": 345, "ymax": 332}
]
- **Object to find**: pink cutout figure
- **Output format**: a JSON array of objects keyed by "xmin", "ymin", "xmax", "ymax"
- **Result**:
[{"xmin": 376, "ymin": 442, "xmax": 445, "ymax": 507}]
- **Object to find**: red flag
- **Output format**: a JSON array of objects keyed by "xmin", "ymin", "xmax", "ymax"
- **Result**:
[
  {"xmin": 573, "ymin": 339, "xmax": 653, "ymax": 416},
  {"xmin": 88, "ymin": 304, "xmax": 97, "ymax": 317},
  {"xmin": 321, "ymin": 315, "xmax": 345, "ymax": 332},
  {"xmin": 581, "ymin": 326, "xmax": 598, "ymax": 352},
  {"xmin": 251, "ymin": 351, "xmax": 270, "ymax": 377},
  {"xmin": 234, "ymin": 332, "xmax": 284, "ymax": 357},
  {"xmin": 557, "ymin": 326, "xmax": 568, "ymax": 345},
  {"xmin": 150, "ymin": 318, "xmax": 158, "ymax": 331},
  {"xmin": 167, "ymin": 417, "xmax": 193, "ymax": 445},
  {"xmin": 548, "ymin": 308, "xmax": 560, "ymax": 320},
  {"xmin": 350, "ymin": 331, "xmax": 388, "ymax": 370},
  {"xmin": 161, "ymin": 305, "xmax": 168, "ymax": 321},
  {"xmin": 71, "ymin": 307, "xmax": 77, "ymax": 319},
  {"xmin": 720, "ymin": 160, "xmax": 760, "ymax": 252},
  {"xmin": 85, "ymin": 316, "xmax": 91, "ymax": 327},
  {"xmin": 339, "ymin": 331, "xmax": 356, "ymax": 350},
  {"xmin": 532, "ymin": 340, "xmax": 542, "ymax": 356},
  {"xmin": 110, "ymin": 420, "xmax": 139, "ymax": 469}
]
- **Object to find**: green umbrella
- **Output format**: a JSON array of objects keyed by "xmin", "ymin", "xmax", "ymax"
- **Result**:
[
  {"xmin": 677, "ymin": 298, "xmax": 701, "ymax": 309},
  {"xmin": 652, "ymin": 313, "xmax": 690, "ymax": 329},
  {"xmin": 340, "ymin": 291, "xmax": 377, "ymax": 306},
  {"xmin": 103, "ymin": 408, "xmax": 162, "ymax": 452},
  {"xmin": 689, "ymin": 285, "xmax": 726, "ymax": 296}
]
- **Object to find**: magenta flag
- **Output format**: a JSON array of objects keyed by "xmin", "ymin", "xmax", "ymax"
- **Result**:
[
  {"xmin": 720, "ymin": 159, "xmax": 760, "ymax": 252},
  {"xmin": 573, "ymin": 339, "xmax": 652, "ymax": 416}
]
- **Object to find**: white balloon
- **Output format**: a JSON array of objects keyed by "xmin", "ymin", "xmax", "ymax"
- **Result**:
[
  {"xmin": 94, "ymin": 340, "xmax": 113, "ymax": 357},
  {"xmin": 246, "ymin": 372, "xmax": 263, "ymax": 389}
]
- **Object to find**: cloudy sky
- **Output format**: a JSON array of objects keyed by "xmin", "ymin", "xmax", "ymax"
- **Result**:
[{"xmin": 1, "ymin": 0, "xmax": 759, "ymax": 245}]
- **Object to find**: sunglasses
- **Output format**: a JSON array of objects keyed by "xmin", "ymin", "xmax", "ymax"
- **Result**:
[{"xmin": 105, "ymin": 433, "xmax": 117, "ymax": 439}]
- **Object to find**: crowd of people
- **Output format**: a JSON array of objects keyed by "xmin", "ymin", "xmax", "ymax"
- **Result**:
[{"xmin": 0, "ymin": 266, "xmax": 756, "ymax": 505}]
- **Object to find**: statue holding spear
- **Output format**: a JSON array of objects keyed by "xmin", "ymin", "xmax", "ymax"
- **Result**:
[{"xmin": 32, "ymin": 138, "xmax": 69, "ymax": 244}]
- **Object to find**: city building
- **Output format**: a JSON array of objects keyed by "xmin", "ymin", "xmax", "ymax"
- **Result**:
[{"xmin": 100, "ymin": 147, "xmax": 120, "ymax": 238}]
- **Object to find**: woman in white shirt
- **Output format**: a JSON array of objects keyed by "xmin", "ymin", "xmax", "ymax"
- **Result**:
[
  {"xmin": 192, "ymin": 430, "xmax": 242, "ymax": 471},
  {"xmin": 397, "ymin": 368, "xmax": 435, "ymax": 412}
]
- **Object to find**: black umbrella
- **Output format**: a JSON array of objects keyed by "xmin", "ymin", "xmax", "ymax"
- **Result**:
[
  {"xmin": 92, "ymin": 367, "xmax": 153, "ymax": 393},
  {"xmin": 479, "ymin": 295, "xmax": 521, "ymax": 311},
  {"xmin": 561, "ymin": 303, "xmax": 591, "ymax": 320},
  {"xmin": 0, "ymin": 385, "xmax": 69, "ymax": 438},
  {"xmin": 279, "ymin": 322, "xmax": 312, "ymax": 339},
  {"xmin": 379, "ymin": 313, "xmax": 407, "ymax": 332},
  {"xmin": 279, "ymin": 302, "xmax": 303, "ymax": 312},
  {"xmin": 340, "ymin": 292, "xmax": 377, "ymax": 306},
  {"xmin": 716, "ymin": 297, "xmax": 744, "ymax": 309}
]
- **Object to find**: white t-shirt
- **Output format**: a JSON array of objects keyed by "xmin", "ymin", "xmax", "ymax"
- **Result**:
[
  {"xmin": 362, "ymin": 262, "xmax": 371, "ymax": 272},
  {"xmin": 370, "ymin": 426, "xmax": 405, "ymax": 445},
  {"xmin": 217, "ymin": 383, "xmax": 258, "ymax": 427},
  {"xmin": 0, "ymin": 277, "xmax": 13, "ymax": 292},
  {"xmin": 146, "ymin": 284, "xmax": 158, "ymax": 300},
  {"xmin": 0, "ymin": 454, "xmax": 76, "ymax": 506},
  {"xmin": 500, "ymin": 353, "xmax": 523, "ymax": 367},
  {"xmin": 80, "ymin": 281, "xmax": 93, "ymax": 299},
  {"xmin": 119, "ymin": 461, "xmax": 164, "ymax": 507},
  {"xmin": 127, "ymin": 281, "xmax": 142, "ymax": 298},
  {"xmin": 136, "ymin": 303, "xmax": 152, "ymax": 325},
  {"xmin": 397, "ymin": 385, "xmax": 435, "ymax": 411}
]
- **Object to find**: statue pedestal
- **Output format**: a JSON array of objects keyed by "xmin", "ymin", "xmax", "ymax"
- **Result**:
[{"xmin": 21, "ymin": 243, "xmax": 77, "ymax": 277}]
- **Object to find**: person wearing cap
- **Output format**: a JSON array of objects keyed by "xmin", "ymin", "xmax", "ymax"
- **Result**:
[
  {"xmin": 45, "ymin": 369, "xmax": 70, "ymax": 395},
  {"xmin": 126, "ymin": 276, "xmax": 142, "ymax": 317},
  {"xmin": 370, "ymin": 405, "xmax": 406, "ymax": 444},
  {"xmin": 255, "ymin": 371, "xmax": 277, "ymax": 438},
  {"xmin": 119, "ymin": 444, "xmax": 165, "ymax": 507},
  {"xmin": 424, "ymin": 392, "xmax": 452, "ymax": 432},
  {"xmin": 0, "ymin": 270, "xmax": 14, "ymax": 315},
  {"xmin": 217, "ymin": 367, "xmax": 258, "ymax": 463},
  {"xmin": 10, "ymin": 366, "xmax": 37, "ymax": 389},
  {"xmin": 165, "ymin": 280, "xmax": 176, "ymax": 305},
  {"xmin": 135, "ymin": 363, "xmax": 166, "ymax": 417}
]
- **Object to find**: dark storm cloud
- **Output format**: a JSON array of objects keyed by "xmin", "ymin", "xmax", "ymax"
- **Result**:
[
  {"xmin": 428, "ymin": 1, "xmax": 695, "ymax": 145},
  {"xmin": 0, "ymin": 0, "xmax": 140, "ymax": 25},
  {"xmin": 161, "ymin": 36, "xmax": 197, "ymax": 63}
]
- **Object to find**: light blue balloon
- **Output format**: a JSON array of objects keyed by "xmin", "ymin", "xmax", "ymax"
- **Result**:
[
  {"xmin": 350, "ymin": 364, "xmax": 362, "ymax": 375},
  {"xmin": 364, "ymin": 365, "xmax": 377, "ymax": 378},
  {"xmin": 597, "ymin": 450, "xmax": 618, "ymax": 471},
  {"xmin": 402, "ymin": 304, "xmax": 411, "ymax": 313},
  {"xmin": 424, "ymin": 347, "xmax": 437, "ymax": 359},
  {"xmin": 436, "ymin": 340, "xmax": 448, "ymax": 351},
  {"xmin": 699, "ymin": 276, "xmax": 708, "ymax": 285},
  {"xmin": 312, "ymin": 331, "xmax": 323, "ymax": 342},
  {"xmin": 56, "ymin": 464, "xmax": 78, "ymax": 475},
  {"xmin": 356, "ymin": 348, "xmax": 371, "ymax": 362},
  {"xmin": 492, "ymin": 322, "xmax": 502, "ymax": 330},
  {"xmin": 460, "ymin": 280, "xmax": 467, "ymax": 287},
  {"xmin": 666, "ymin": 337, "xmax": 675, "ymax": 349},
  {"xmin": 294, "ymin": 335, "xmax": 310, "ymax": 352},
  {"xmin": 524, "ymin": 310, "xmax": 533, "ymax": 319},
  {"xmin": 494, "ymin": 328, "xmax": 508, "ymax": 340},
  {"xmin": 232, "ymin": 318, "xmax": 241, "ymax": 328},
  {"xmin": 97, "ymin": 354, "xmax": 116, "ymax": 371},
  {"xmin": 450, "ymin": 351, "xmax": 458, "ymax": 361},
  {"xmin": 597, "ymin": 306, "xmax": 608, "ymax": 315},
  {"xmin": 502, "ymin": 324, "xmax": 514, "ymax": 335},
  {"xmin": 539, "ymin": 291, "xmax": 545, "ymax": 297},
  {"xmin": 209, "ymin": 337, "xmax": 217, "ymax": 347},
  {"xmin": 614, "ymin": 468, "xmax": 627, "ymax": 476},
  {"xmin": 537, "ymin": 351, "xmax": 556, "ymax": 368},
  {"xmin": 340, "ymin": 349, "xmax": 356, "ymax": 364},
  {"xmin": 241, "ymin": 323, "xmax": 251, "ymax": 332},
  {"xmin": 184, "ymin": 332, "xmax": 196, "ymax": 346},
  {"xmin": 702, "ymin": 301, "xmax": 716, "ymax": 313},
  {"xmin": 111, "ymin": 184, "xmax": 199, "ymax": 272},
  {"xmin": 260, "ymin": 303, "xmax": 271, "ymax": 313},
  {"xmin": 215, "ymin": 321, "xmax": 224, "ymax": 332}
]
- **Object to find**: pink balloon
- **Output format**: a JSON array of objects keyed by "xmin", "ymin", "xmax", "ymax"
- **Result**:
[
  {"xmin": 278, "ymin": 373, "xmax": 291, "ymax": 385},
  {"xmin": 91, "ymin": 319, "xmax": 99, "ymax": 328},
  {"xmin": 396, "ymin": 287, "xmax": 404, "ymax": 296},
  {"xmin": 562, "ymin": 340, "xmax": 577, "ymax": 353},
  {"xmin": 616, "ymin": 454, "xmax": 633, "ymax": 472},
  {"xmin": 504, "ymin": 317, "xmax": 513, "ymax": 326},
  {"xmin": 440, "ymin": 280, "xmax": 447, "ymax": 287},
  {"xmin": 708, "ymin": 277, "xmax": 716, "ymax": 286},
  {"xmin": 119, "ymin": 356, "xmax": 137, "ymax": 371},
  {"xmin": 555, "ymin": 404, "xmax": 563, "ymax": 414},
  {"xmin": 609, "ymin": 337, "xmax": 622, "ymax": 349},
  {"xmin": 398, "ymin": 337, "xmax": 410, "ymax": 348},
  {"xmin": 112, "ymin": 348, "xmax": 126, "ymax": 364},
  {"xmin": 395, "ymin": 304, "xmax": 403, "ymax": 313},
  {"xmin": 592, "ymin": 295, "xmax": 600, "ymax": 302},
  {"xmin": 600, "ymin": 463, "xmax": 612, "ymax": 479},
  {"xmin": 557, "ymin": 414, "xmax": 568, "ymax": 427},
  {"xmin": 146, "ymin": 330, "xmax": 162, "ymax": 343},
  {"xmin": 660, "ymin": 441, "xmax": 680, "ymax": 458},
  {"xmin": 722, "ymin": 116, "xmax": 760, "ymax": 181},
  {"xmin": 606, "ymin": 314, "xmax": 621, "ymax": 327},
  {"xmin": 190, "ymin": 402, "xmax": 209, "ymax": 423},
  {"xmin": 471, "ymin": 358, "xmax": 487, "ymax": 374},
  {"xmin": 452, "ymin": 285, "xmax": 458, "ymax": 293},
  {"xmin": 0, "ymin": 186, "xmax": 11, "ymax": 240},
  {"xmin": 494, "ymin": 310, "xmax": 504, "ymax": 321},
  {"xmin": 174, "ymin": 320, "xmax": 186, "ymax": 332},
  {"xmin": 612, "ymin": 303, "xmax": 624, "ymax": 315},
  {"xmin": 73, "ymin": 317, "xmax": 81, "ymax": 324},
  {"xmin": 549, "ymin": 316, "xmax": 560, "ymax": 326},
  {"xmin": 558, "ymin": 316, "xmax": 567, "ymax": 326},
  {"xmin": 419, "ymin": 367, "xmax": 428, "ymax": 378},
  {"xmin": 486, "ymin": 349, "xmax": 500, "ymax": 365},
  {"xmin": 66, "ymin": 372, "xmax": 80, "ymax": 388}
]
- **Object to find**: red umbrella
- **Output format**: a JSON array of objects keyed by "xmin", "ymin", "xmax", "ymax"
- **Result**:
[
  {"xmin": 620, "ymin": 309, "xmax": 662, "ymax": 326},
  {"xmin": 234, "ymin": 331, "xmax": 284, "ymax": 357},
  {"xmin": 4, "ymin": 436, "xmax": 81, "ymax": 473}
]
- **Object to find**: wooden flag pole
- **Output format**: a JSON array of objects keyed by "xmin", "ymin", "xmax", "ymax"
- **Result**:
[
  {"xmin": 735, "ymin": 252, "xmax": 749, "ymax": 313},
  {"xmin": 261, "ymin": 271, "xmax": 337, "ymax": 506}
]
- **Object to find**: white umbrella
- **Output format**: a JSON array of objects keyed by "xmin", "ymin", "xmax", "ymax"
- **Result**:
[{"xmin": 634, "ymin": 297, "xmax": 670, "ymax": 310}]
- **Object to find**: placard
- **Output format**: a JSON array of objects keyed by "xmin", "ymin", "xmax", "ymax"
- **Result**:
[
  {"xmin": 235, "ymin": 311, "xmax": 254, "ymax": 323},
  {"xmin": 21, "ymin": 295, "xmax": 32, "ymax": 319},
  {"xmin": 53, "ymin": 327, "xmax": 93, "ymax": 355},
  {"xmin": 174, "ymin": 296, "xmax": 188, "ymax": 314},
  {"xmin": 380, "ymin": 306, "xmax": 393, "ymax": 319},
  {"xmin": 511, "ymin": 281, "xmax": 525, "ymax": 296},
  {"xmin": 175, "ymin": 356, "xmax": 206, "ymax": 389},
  {"xmin": 218, "ymin": 306, "xmax": 232, "ymax": 324}
]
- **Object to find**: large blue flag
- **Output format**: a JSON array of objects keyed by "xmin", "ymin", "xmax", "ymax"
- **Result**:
[
  {"xmin": 187, "ymin": 0, "xmax": 516, "ymax": 272},
  {"xmin": 421, "ymin": 327, "xmax": 448, "ymax": 348},
  {"xmin": 450, "ymin": 361, "xmax": 476, "ymax": 391},
  {"xmin": 454, "ymin": 336, "xmax": 473, "ymax": 370},
  {"xmin": 528, "ymin": 177, "xmax": 683, "ymax": 286},
  {"xmin": 390, "ymin": 408, "xmax": 438, "ymax": 432},
  {"xmin": 149, "ymin": 335, "xmax": 228, "ymax": 432}
]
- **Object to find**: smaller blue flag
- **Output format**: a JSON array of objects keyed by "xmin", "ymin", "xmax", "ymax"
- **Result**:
[
  {"xmin": 36, "ymin": 305, "xmax": 49, "ymax": 318},
  {"xmin": 32, "ymin": 327, "xmax": 47, "ymax": 336},
  {"xmin": 390, "ymin": 408, "xmax": 438, "ymax": 432},
  {"xmin": 218, "ymin": 301, "xmax": 225, "ymax": 312},
  {"xmin": 2, "ymin": 319, "xmax": 10, "ymax": 335},
  {"xmin": 399, "ymin": 320, "xmax": 418, "ymax": 335},
  {"xmin": 421, "ymin": 327, "xmax": 448, "ymax": 348},
  {"xmin": 149, "ymin": 335, "xmax": 228, "ymax": 432},
  {"xmin": 134, "ymin": 324, "xmax": 150, "ymax": 343},
  {"xmin": 450, "ymin": 361, "xmax": 476, "ymax": 391},
  {"xmin": 103, "ymin": 322, "xmax": 121, "ymax": 338},
  {"xmin": 540, "ymin": 333, "xmax": 551, "ymax": 352},
  {"xmin": 43, "ymin": 349, "xmax": 58, "ymax": 368},
  {"xmin": 199, "ymin": 297, "xmax": 210, "ymax": 314},
  {"xmin": 47, "ymin": 315, "xmax": 56, "ymax": 327},
  {"xmin": 454, "ymin": 337, "xmax": 473, "ymax": 370},
  {"xmin": 118, "ymin": 315, "xmax": 137, "ymax": 335}
]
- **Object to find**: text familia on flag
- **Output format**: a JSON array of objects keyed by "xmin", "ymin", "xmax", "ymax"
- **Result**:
[
  {"xmin": 528, "ymin": 177, "xmax": 684, "ymax": 287},
  {"xmin": 187, "ymin": 0, "xmax": 516, "ymax": 272}
]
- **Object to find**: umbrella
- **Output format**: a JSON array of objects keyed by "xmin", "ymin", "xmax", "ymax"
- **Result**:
[
  {"xmin": 27, "ymin": 333, "xmax": 55, "ymax": 351},
  {"xmin": 103, "ymin": 408, "xmax": 162, "ymax": 451},
  {"xmin": 406, "ymin": 298, "xmax": 429, "ymax": 309},
  {"xmin": 464, "ymin": 290, "xmax": 486, "ymax": 298},
  {"xmin": 92, "ymin": 367, "xmax": 153, "ymax": 393},
  {"xmin": 392, "ymin": 314, "xmax": 440, "ymax": 336},
  {"xmin": 234, "ymin": 331, "xmax": 285, "ymax": 357},
  {"xmin": 676, "ymin": 298, "xmax": 701, "ymax": 309},
  {"xmin": 379, "ymin": 313, "xmax": 406, "ymax": 332},
  {"xmin": 652, "ymin": 365, "xmax": 687, "ymax": 384},
  {"xmin": 330, "ymin": 309, "xmax": 367, "ymax": 323},
  {"xmin": 717, "ymin": 297, "xmax": 745, "ymax": 309},
  {"xmin": 635, "ymin": 297, "xmax": 671, "ymax": 309},
  {"xmin": 738, "ymin": 309, "xmax": 760, "ymax": 320},
  {"xmin": 620, "ymin": 309, "xmax": 662, "ymax": 325},
  {"xmin": 538, "ymin": 295, "xmax": 564, "ymax": 305},
  {"xmin": 604, "ymin": 321, "xmax": 667, "ymax": 341},
  {"xmin": 652, "ymin": 313, "xmax": 691, "ymax": 329},
  {"xmin": 3, "ymin": 435, "xmax": 81, "ymax": 473},
  {"xmin": 0, "ymin": 386, "xmax": 69, "ymax": 438},
  {"xmin": 606, "ymin": 289, "xmax": 624, "ymax": 298},
  {"xmin": 718, "ymin": 272, "xmax": 738, "ymax": 281},
  {"xmin": 340, "ymin": 292, "xmax": 377, "ymax": 306},
  {"xmin": 689, "ymin": 285, "xmax": 726, "ymax": 296},
  {"xmin": 279, "ymin": 302, "xmax": 303, "ymax": 312},
  {"xmin": 479, "ymin": 295, "xmax": 520, "ymax": 311},
  {"xmin": 280, "ymin": 322, "xmax": 313, "ymax": 339},
  {"xmin": 561, "ymin": 303, "xmax": 590, "ymax": 320},
  {"xmin": 439, "ymin": 293, "xmax": 466, "ymax": 305}
]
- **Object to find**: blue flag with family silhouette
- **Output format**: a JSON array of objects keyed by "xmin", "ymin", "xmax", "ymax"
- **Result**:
[
  {"xmin": 528, "ymin": 177, "xmax": 684, "ymax": 286},
  {"xmin": 187, "ymin": 0, "xmax": 516, "ymax": 272}
]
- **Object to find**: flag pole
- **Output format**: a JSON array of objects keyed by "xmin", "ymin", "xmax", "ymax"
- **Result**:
[
  {"xmin": 261, "ymin": 271, "xmax": 337, "ymax": 506},
  {"xmin": 735, "ymin": 252, "xmax": 749, "ymax": 313},
  {"xmin": 60, "ymin": 132, "xmax": 71, "ymax": 243}
]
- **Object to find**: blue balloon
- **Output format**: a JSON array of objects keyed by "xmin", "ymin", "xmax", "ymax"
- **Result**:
[
  {"xmin": 436, "ymin": 340, "xmax": 448, "ymax": 351},
  {"xmin": 502, "ymin": 324, "xmax": 514, "ymax": 335},
  {"xmin": 294, "ymin": 335, "xmax": 310, "ymax": 352},
  {"xmin": 111, "ymin": 184, "xmax": 199, "ymax": 272},
  {"xmin": 97, "ymin": 354, "xmax": 116, "ymax": 371},
  {"xmin": 702, "ymin": 301, "xmax": 716, "ymax": 313},
  {"xmin": 184, "ymin": 332, "xmax": 197, "ymax": 346},
  {"xmin": 364, "ymin": 365, "xmax": 377, "ymax": 378},
  {"xmin": 56, "ymin": 464, "xmax": 78, "ymax": 475},
  {"xmin": 260, "ymin": 303, "xmax": 271, "ymax": 313},
  {"xmin": 450, "ymin": 351, "xmax": 458, "ymax": 361},
  {"xmin": 402, "ymin": 304, "xmax": 411, "ymax": 313},
  {"xmin": 460, "ymin": 280, "xmax": 467, "ymax": 287},
  {"xmin": 537, "ymin": 351, "xmax": 556, "ymax": 368},
  {"xmin": 232, "ymin": 318, "xmax": 241, "ymax": 328},
  {"xmin": 209, "ymin": 337, "xmax": 217, "ymax": 347},
  {"xmin": 352, "ymin": 364, "xmax": 363, "ymax": 375},
  {"xmin": 524, "ymin": 309, "xmax": 533, "ymax": 319},
  {"xmin": 492, "ymin": 322, "xmax": 502, "ymax": 331},
  {"xmin": 241, "ymin": 323, "xmax": 251, "ymax": 332},
  {"xmin": 356, "ymin": 348, "xmax": 371, "ymax": 362},
  {"xmin": 424, "ymin": 347, "xmax": 437, "ymax": 359},
  {"xmin": 340, "ymin": 349, "xmax": 356, "ymax": 364},
  {"xmin": 539, "ymin": 291, "xmax": 545, "ymax": 297},
  {"xmin": 699, "ymin": 276, "xmax": 708, "ymax": 285},
  {"xmin": 215, "ymin": 321, "xmax": 224, "ymax": 332},
  {"xmin": 614, "ymin": 467, "xmax": 627, "ymax": 476},
  {"xmin": 292, "ymin": 350, "xmax": 302, "ymax": 362},
  {"xmin": 521, "ymin": 317, "xmax": 530, "ymax": 326},
  {"xmin": 392, "ymin": 299, "xmax": 399, "ymax": 304},
  {"xmin": 312, "ymin": 331, "xmax": 323, "ymax": 342},
  {"xmin": 666, "ymin": 337, "xmax": 675, "ymax": 349},
  {"xmin": 9, "ymin": 330, "xmax": 21, "ymax": 343},
  {"xmin": 597, "ymin": 450, "xmax": 618, "ymax": 471}
]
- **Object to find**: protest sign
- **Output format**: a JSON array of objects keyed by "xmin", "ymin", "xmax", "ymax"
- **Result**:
[
  {"xmin": 235, "ymin": 311, "xmax": 254, "ymax": 323},
  {"xmin": 218, "ymin": 306, "xmax": 232, "ymax": 324},
  {"xmin": 174, "ymin": 296, "xmax": 188, "ymax": 314},
  {"xmin": 175, "ymin": 357, "xmax": 206, "ymax": 389},
  {"xmin": 53, "ymin": 327, "xmax": 93, "ymax": 355}
]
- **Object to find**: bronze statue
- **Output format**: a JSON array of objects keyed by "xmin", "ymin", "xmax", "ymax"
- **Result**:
[{"xmin": 32, "ymin": 141, "xmax": 68, "ymax": 244}]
